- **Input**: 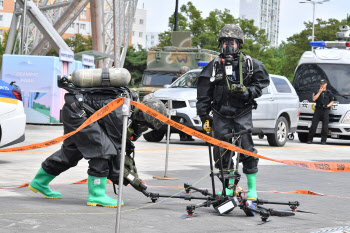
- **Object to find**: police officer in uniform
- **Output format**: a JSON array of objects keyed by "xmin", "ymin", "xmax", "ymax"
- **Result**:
[
  {"xmin": 196, "ymin": 24, "xmax": 269, "ymax": 200},
  {"xmin": 307, "ymin": 79, "xmax": 334, "ymax": 145}
]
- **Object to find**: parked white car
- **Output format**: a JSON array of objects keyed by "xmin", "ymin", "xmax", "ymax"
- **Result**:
[
  {"xmin": 145, "ymin": 69, "xmax": 299, "ymax": 147},
  {"xmin": 0, "ymin": 80, "xmax": 26, "ymax": 148}
]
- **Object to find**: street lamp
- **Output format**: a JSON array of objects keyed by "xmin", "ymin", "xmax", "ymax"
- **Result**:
[{"xmin": 299, "ymin": 0, "xmax": 330, "ymax": 42}]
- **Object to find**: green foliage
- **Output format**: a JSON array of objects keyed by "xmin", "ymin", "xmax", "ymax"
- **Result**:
[
  {"xmin": 67, "ymin": 34, "xmax": 93, "ymax": 53},
  {"xmin": 46, "ymin": 34, "xmax": 92, "ymax": 57},
  {"xmin": 0, "ymin": 30, "xmax": 11, "ymax": 68},
  {"xmin": 158, "ymin": 31, "xmax": 172, "ymax": 47},
  {"xmin": 158, "ymin": 1, "xmax": 272, "ymax": 70},
  {"xmin": 282, "ymin": 18, "xmax": 348, "ymax": 80},
  {"xmin": 124, "ymin": 45, "xmax": 147, "ymax": 87},
  {"xmin": 157, "ymin": 2, "xmax": 350, "ymax": 83}
]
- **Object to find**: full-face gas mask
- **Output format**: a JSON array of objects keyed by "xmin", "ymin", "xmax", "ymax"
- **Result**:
[{"xmin": 220, "ymin": 39, "xmax": 240, "ymax": 57}]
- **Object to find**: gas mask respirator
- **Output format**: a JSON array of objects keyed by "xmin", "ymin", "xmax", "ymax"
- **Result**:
[{"xmin": 221, "ymin": 39, "xmax": 240, "ymax": 56}]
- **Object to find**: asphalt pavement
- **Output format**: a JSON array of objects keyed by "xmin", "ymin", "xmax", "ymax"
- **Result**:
[{"xmin": 0, "ymin": 125, "xmax": 349, "ymax": 233}]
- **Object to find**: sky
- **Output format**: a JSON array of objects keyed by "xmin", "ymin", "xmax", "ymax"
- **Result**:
[{"xmin": 137, "ymin": 0, "xmax": 349, "ymax": 45}]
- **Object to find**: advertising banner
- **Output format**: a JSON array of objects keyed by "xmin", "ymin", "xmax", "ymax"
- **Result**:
[{"xmin": 2, "ymin": 55, "xmax": 85, "ymax": 124}]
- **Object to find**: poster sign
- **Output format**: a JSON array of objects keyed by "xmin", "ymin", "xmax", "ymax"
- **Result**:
[
  {"xmin": 59, "ymin": 49, "xmax": 74, "ymax": 62},
  {"xmin": 82, "ymin": 54, "xmax": 95, "ymax": 67}
]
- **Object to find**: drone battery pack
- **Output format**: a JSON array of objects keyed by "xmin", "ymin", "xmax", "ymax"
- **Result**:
[{"xmin": 215, "ymin": 198, "xmax": 238, "ymax": 214}]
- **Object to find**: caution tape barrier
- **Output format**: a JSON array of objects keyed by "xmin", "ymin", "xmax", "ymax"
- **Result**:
[
  {"xmin": 0, "ymin": 98, "xmax": 123, "ymax": 152},
  {"xmin": 0, "ymin": 97, "xmax": 349, "ymax": 173},
  {"xmin": 131, "ymin": 100, "xmax": 350, "ymax": 173}
]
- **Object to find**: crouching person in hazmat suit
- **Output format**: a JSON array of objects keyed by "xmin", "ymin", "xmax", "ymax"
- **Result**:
[
  {"xmin": 28, "ymin": 68, "xmax": 167, "ymax": 208},
  {"xmin": 196, "ymin": 24, "xmax": 269, "ymax": 200}
]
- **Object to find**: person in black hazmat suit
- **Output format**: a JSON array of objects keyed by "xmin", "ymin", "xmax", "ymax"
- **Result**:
[
  {"xmin": 28, "ymin": 74, "xmax": 167, "ymax": 208},
  {"xmin": 196, "ymin": 24, "xmax": 269, "ymax": 200}
]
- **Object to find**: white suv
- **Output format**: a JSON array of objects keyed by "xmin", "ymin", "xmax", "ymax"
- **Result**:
[{"xmin": 145, "ymin": 69, "xmax": 300, "ymax": 147}]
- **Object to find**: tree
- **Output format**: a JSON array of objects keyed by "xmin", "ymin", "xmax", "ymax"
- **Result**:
[
  {"xmin": 159, "ymin": 2, "xmax": 269, "ymax": 51},
  {"xmin": 158, "ymin": 1, "xmax": 272, "ymax": 72},
  {"xmin": 0, "ymin": 30, "xmax": 11, "ymax": 68},
  {"xmin": 46, "ymin": 34, "xmax": 92, "ymax": 56},
  {"xmin": 282, "ymin": 18, "xmax": 348, "ymax": 80},
  {"xmin": 124, "ymin": 45, "xmax": 147, "ymax": 87}
]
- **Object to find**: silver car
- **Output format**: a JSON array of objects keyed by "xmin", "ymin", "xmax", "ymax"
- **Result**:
[{"xmin": 146, "ymin": 69, "xmax": 299, "ymax": 147}]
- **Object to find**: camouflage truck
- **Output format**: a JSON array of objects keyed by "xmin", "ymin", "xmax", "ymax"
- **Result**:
[{"xmin": 132, "ymin": 32, "xmax": 219, "ymax": 100}]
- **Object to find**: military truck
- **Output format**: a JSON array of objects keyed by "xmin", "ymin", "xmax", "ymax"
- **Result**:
[{"xmin": 133, "ymin": 32, "xmax": 219, "ymax": 100}]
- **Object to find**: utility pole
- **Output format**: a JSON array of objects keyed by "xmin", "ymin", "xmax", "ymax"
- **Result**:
[
  {"xmin": 299, "ymin": 0, "xmax": 330, "ymax": 51},
  {"xmin": 174, "ymin": 0, "xmax": 179, "ymax": 31}
]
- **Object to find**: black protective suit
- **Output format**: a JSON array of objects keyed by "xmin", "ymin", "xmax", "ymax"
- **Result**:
[
  {"xmin": 42, "ymin": 91, "xmax": 134, "ymax": 179},
  {"xmin": 196, "ymin": 53, "xmax": 269, "ymax": 174}
]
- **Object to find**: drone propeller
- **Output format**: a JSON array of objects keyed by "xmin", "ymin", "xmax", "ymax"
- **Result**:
[
  {"xmin": 269, "ymin": 208, "xmax": 296, "ymax": 217},
  {"xmin": 294, "ymin": 210, "xmax": 317, "ymax": 214},
  {"xmin": 276, "ymin": 208, "xmax": 317, "ymax": 214}
]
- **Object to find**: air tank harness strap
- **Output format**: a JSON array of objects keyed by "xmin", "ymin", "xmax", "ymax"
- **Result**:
[
  {"xmin": 101, "ymin": 68, "xmax": 110, "ymax": 87},
  {"xmin": 225, "ymin": 52, "xmax": 244, "ymax": 90},
  {"xmin": 70, "ymin": 94, "xmax": 96, "ymax": 117}
]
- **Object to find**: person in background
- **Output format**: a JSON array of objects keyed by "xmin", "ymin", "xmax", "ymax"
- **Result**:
[
  {"xmin": 172, "ymin": 66, "xmax": 191, "ymax": 83},
  {"xmin": 307, "ymin": 79, "xmax": 334, "ymax": 145}
]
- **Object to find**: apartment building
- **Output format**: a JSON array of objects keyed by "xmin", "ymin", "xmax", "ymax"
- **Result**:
[
  {"xmin": 239, "ymin": 0, "xmax": 280, "ymax": 47},
  {"xmin": 145, "ymin": 32, "xmax": 159, "ymax": 49},
  {"xmin": 63, "ymin": 5, "xmax": 91, "ymax": 40},
  {"xmin": 131, "ymin": 8, "xmax": 147, "ymax": 49},
  {"xmin": 0, "ymin": 0, "xmax": 14, "ymax": 42}
]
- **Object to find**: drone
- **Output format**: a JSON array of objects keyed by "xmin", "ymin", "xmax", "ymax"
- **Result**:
[{"xmin": 139, "ymin": 128, "xmax": 313, "ymax": 224}]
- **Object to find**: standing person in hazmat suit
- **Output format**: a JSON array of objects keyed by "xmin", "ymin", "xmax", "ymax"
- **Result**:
[
  {"xmin": 196, "ymin": 24, "xmax": 269, "ymax": 200},
  {"xmin": 28, "ymin": 69, "xmax": 167, "ymax": 208}
]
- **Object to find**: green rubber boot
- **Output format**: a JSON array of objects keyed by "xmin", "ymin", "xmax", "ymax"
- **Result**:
[
  {"xmin": 246, "ymin": 173, "xmax": 257, "ymax": 200},
  {"xmin": 87, "ymin": 175, "xmax": 124, "ymax": 208},
  {"xmin": 217, "ymin": 171, "xmax": 235, "ymax": 196},
  {"xmin": 28, "ymin": 167, "xmax": 62, "ymax": 199}
]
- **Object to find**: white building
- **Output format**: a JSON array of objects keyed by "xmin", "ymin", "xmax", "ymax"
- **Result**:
[
  {"xmin": 131, "ymin": 8, "xmax": 147, "ymax": 49},
  {"xmin": 239, "ymin": 0, "xmax": 280, "ymax": 47},
  {"xmin": 146, "ymin": 32, "xmax": 159, "ymax": 49}
]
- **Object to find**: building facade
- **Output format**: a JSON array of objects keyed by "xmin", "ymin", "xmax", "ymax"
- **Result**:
[
  {"xmin": 145, "ymin": 32, "xmax": 159, "ymax": 49},
  {"xmin": 0, "ymin": 0, "xmax": 14, "ymax": 42},
  {"xmin": 131, "ymin": 8, "xmax": 147, "ymax": 49},
  {"xmin": 0, "ymin": 2, "xmax": 147, "ymax": 50},
  {"xmin": 239, "ymin": 0, "xmax": 280, "ymax": 47},
  {"xmin": 63, "ymin": 5, "xmax": 91, "ymax": 40}
]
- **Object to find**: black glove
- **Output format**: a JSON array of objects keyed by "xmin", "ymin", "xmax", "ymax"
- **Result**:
[
  {"xmin": 236, "ymin": 88, "xmax": 251, "ymax": 101},
  {"xmin": 200, "ymin": 115, "xmax": 213, "ymax": 130}
]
